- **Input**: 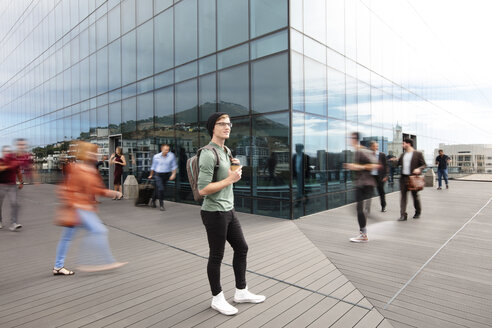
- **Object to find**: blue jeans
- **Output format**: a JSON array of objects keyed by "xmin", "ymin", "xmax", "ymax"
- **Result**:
[
  {"xmin": 437, "ymin": 169, "xmax": 448, "ymax": 187},
  {"xmin": 54, "ymin": 209, "xmax": 115, "ymax": 268}
]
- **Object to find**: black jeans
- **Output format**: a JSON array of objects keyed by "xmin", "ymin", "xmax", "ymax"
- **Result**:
[
  {"xmin": 201, "ymin": 209, "xmax": 248, "ymax": 296},
  {"xmin": 356, "ymin": 185, "xmax": 374, "ymax": 232},
  {"xmin": 374, "ymin": 176, "xmax": 387, "ymax": 208},
  {"xmin": 152, "ymin": 172, "xmax": 171, "ymax": 205}
]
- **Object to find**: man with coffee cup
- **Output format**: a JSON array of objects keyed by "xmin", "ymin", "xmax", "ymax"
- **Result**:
[{"xmin": 197, "ymin": 112, "xmax": 265, "ymax": 315}]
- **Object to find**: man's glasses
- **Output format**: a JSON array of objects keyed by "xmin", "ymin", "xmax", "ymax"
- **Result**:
[{"xmin": 215, "ymin": 122, "xmax": 233, "ymax": 128}]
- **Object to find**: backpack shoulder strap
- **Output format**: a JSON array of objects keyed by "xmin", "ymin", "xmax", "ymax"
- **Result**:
[{"xmin": 200, "ymin": 144, "xmax": 221, "ymax": 182}]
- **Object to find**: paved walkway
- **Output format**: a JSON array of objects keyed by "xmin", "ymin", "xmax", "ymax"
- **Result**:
[
  {"xmin": 456, "ymin": 174, "xmax": 492, "ymax": 181},
  {"xmin": 0, "ymin": 185, "xmax": 390, "ymax": 328},
  {"xmin": 296, "ymin": 180, "xmax": 492, "ymax": 328}
]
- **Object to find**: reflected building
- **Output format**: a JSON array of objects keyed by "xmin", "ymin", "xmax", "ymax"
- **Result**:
[{"xmin": 0, "ymin": 0, "xmax": 481, "ymax": 218}]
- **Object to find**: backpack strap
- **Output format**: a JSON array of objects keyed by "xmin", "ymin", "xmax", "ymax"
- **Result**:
[{"xmin": 201, "ymin": 144, "xmax": 221, "ymax": 182}]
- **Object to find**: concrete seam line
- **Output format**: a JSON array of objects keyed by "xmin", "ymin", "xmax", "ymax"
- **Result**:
[
  {"xmin": 384, "ymin": 196, "xmax": 492, "ymax": 310},
  {"xmin": 106, "ymin": 224, "xmax": 372, "ymax": 311}
]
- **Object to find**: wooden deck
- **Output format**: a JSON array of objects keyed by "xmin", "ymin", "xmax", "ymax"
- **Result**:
[
  {"xmin": 0, "ymin": 185, "xmax": 390, "ymax": 328},
  {"xmin": 296, "ymin": 180, "xmax": 492, "ymax": 328}
]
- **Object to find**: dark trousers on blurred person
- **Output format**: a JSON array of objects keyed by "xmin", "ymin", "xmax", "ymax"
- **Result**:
[
  {"xmin": 152, "ymin": 172, "xmax": 171, "ymax": 206},
  {"xmin": 400, "ymin": 175, "xmax": 421, "ymax": 217},
  {"xmin": 374, "ymin": 176, "xmax": 386, "ymax": 209},
  {"xmin": 356, "ymin": 186, "xmax": 373, "ymax": 233},
  {"xmin": 0, "ymin": 185, "xmax": 19, "ymax": 226}
]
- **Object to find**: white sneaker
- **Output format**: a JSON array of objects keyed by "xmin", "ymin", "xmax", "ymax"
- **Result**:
[
  {"xmin": 0, "ymin": 222, "xmax": 3, "ymax": 229},
  {"xmin": 211, "ymin": 291, "xmax": 238, "ymax": 315},
  {"xmin": 350, "ymin": 232, "xmax": 368, "ymax": 243},
  {"xmin": 9, "ymin": 223, "xmax": 22, "ymax": 231},
  {"xmin": 234, "ymin": 286, "xmax": 266, "ymax": 304}
]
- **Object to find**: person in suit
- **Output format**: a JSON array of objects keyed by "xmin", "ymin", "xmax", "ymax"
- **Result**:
[
  {"xmin": 392, "ymin": 138, "xmax": 426, "ymax": 221},
  {"xmin": 292, "ymin": 144, "xmax": 310, "ymax": 202},
  {"xmin": 368, "ymin": 141, "xmax": 388, "ymax": 212}
]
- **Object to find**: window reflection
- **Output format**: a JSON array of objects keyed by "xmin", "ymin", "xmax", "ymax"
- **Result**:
[
  {"xmin": 218, "ymin": 64, "xmax": 249, "ymax": 117},
  {"xmin": 250, "ymin": 0, "xmax": 287, "ymax": 38},
  {"xmin": 175, "ymin": 0, "xmax": 197, "ymax": 66},
  {"xmin": 217, "ymin": 0, "xmax": 248, "ymax": 50}
]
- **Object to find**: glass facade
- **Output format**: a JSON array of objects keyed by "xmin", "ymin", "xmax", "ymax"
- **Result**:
[{"xmin": 0, "ymin": 0, "xmax": 489, "ymax": 219}]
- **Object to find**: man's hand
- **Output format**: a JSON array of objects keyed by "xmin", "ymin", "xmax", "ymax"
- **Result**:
[
  {"xmin": 148, "ymin": 175, "xmax": 153, "ymax": 179},
  {"xmin": 170, "ymin": 173, "xmax": 176, "ymax": 181},
  {"xmin": 383, "ymin": 177, "xmax": 388, "ymax": 182},
  {"xmin": 227, "ymin": 166, "xmax": 242, "ymax": 183},
  {"xmin": 18, "ymin": 183, "xmax": 24, "ymax": 190},
  {"xmin": 412, "ymin": 168, "xmax": 421, "ymax": 175}
]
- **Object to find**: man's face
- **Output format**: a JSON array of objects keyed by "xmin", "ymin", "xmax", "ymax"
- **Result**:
[
  {"xmin": 402, "ymin": 142, "xmax": 409, "ymax": 150},
  {"xmin": 3, "ymin": 147, "xmax": 11, "ymax": 157},
  {"xmin": 162, "ymin": 145, "xmax": 170, "ymax": 156},
  {"xmin": 370, "ymin": 143, "xmax": 379, "ymax": 152},
  {"xmin": 213, "ymin": 116, "xmax": 231, "ymax": 139},
  {"xmin": 439, "ymin": 151, "xmax": 444, "ymax": 156},
  {"xmin": 16, "ymin": 141, "xmax": 27, "ymax": 152}
]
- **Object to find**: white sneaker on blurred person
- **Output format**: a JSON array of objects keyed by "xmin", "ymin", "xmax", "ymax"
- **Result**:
[
  {"xmin": 211, "ymin": 291, "xmax": 238, "ymax": 315},
  {"xmin": 234, "ymin": 286, "xmax": 266, "ymax": 303},
  {"xmin": 9, "ymin": 223, "xmax": 22, "ymax": 231},
  {"xmin": 0, "ymin": 222, "xmax": 3, "ymax": 229}
]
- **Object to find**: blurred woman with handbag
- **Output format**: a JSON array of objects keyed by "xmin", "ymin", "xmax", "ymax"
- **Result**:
[{"xmin": 52, "ymin": 141, "xmax": 127, "ymax": 275}]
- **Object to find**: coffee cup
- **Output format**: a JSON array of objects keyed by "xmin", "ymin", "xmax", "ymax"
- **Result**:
[{"xmin": 230, "ymin": 163, "xmax": 241, "ymax": 171}]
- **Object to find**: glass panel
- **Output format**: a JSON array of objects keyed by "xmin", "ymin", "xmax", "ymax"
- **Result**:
[
  {"xmin": 217, "ymin": 44, "xmax": 249, "ymax": 70},
  {"xmin": 80, "ymin": 28, "xmax": 89, "ymax": 60},
  {"xmin": 175, "ymin": 0, "xmax": 197, "ymax": 66},
  {"xmin": 96, "ymin": 46, "xmax": 108, "ymax": 95},
  {"xmin": 137, "ymin": 20, "xmax": 154, "ymax": 80},
  {"xmin": 72, "ymin": 114, "xmax": 81, "ymax": 140},
  {"xmin": 304, "ymin": 114, "xmax": 327, "ymax": 195},
  {"xmin": 121, "ymin": 0, "xmax": 136, "ymax": 35},
  {"xmin": 326, "ymin": 0, "xmax": 344, "ymax": 53},
  {"xmin": 251, "ymin": 52, "xmax": 288, "ymax": 114},
  {"xmin": 253, "ymin": 113, "xmax": 290, "ymax": 200},
  {"xmin": 199, "ymin": 55, "xmax": 216, "ymax": 75},
  {"xmin": 290, "ymin": 0, "xmax": 302, "ymax": 32},
  {"xmin": 346, "ymin": 75, "xmax": 357, "ymax": 122},
  {"xmin": 327, "ymin": 68, "xmax": 345, "ymax": 119},
  {"xmin": 109, "ymin": 89, "xmax": 122, "ymax": 103},
  {"xmin": 358, "ymin": 81, "xmax": 371, "ymax": 126},
  {"xmin": 304, "ymin": 36, "xmax": 326, "ymax": 64},
  {"xmin": 122, "ymin": 97, "xmax": 137, "ymax": 133},
  {"xmin": 291, "ymin": 51, "xmax": 304, "ymax": 112},
  {"xmin": 250, "ymin": 0, "xmax": 287, "ymax": 38},
  {"xmin": 304, "ymin": 57, "xmax": 327, "ymax": 116},
  {"xmin": 137, "ymin": 77, "xmax": 154, "ymax": 94},
  {"xmin": 198, "ymin": 0, "xmax": 216, "ymax": 57},
  {"xmin": 175, "ymin": 79, "xmax": 197, "ymax": 123},
  {"xmin": 199, "ymin": 73, "xmax": 216, "ymax": 122},
  {"xmin": 218, "ymin": 64, "xmax": 249, "ymax": 117},
  {"xmin": 108, "ymin": 5, "xmax": 120, "ymax": 43},
  {"xmin": 217, "ymin": 0, "xmax": 248, "ymax": 50},
  {"xmin": 327, "ymin": 48, "xmax": 345, "ymax": 72},
  {"xmin": 122, "ymin": 83, "xmax": 137, "ymax": 99},
  {"xmin": 109, "ymin": 101, "xmax": 122, "ymax": 135},
  {"xmin": 96, "ymin": 15, "xmax": 107, "ymax": 50},
  {"xmin": 137, "ymin": 92, "xmax": 154, "ymax": 131},
  {"xmin": 304, "ymin": 0, "xmax": 326, "ymax": 43},
  {"xmin": 250, "ymin": 30, "xmax": 287, "ymax": 60},
  {"xmin": 108, "ymin": 39, "xmax": 122, "ymax": 90},
  {"xmin": 175, "ymin": 61, "xmax": 198, "ymax": 83},
  {"xmin": 155, "ymin": 0, "xmax": 173, "ymax": 14},
  {"xmin": 154, "ymin": 70, "xmax": 174, "ymax": 89},
  {"xmin": 97, "ymin": 105, "xmax": 109, "ymax": 137},
  {"xmin": 155, "ymin": 86, "xmax": 174, "ymax": 135},
  {"xmin": 136, "ymin": 0, "xmax": 153, "ymax": 25},
  {"xmin": 122, "ymin": 30, "xmax": 136, "ymax": 85},
  {"xmin": 292, "ymin": 112, "xmax": 305, "ymax": 201},
  {"xmin": 227, "ymin": 117, "xmax": 250, "ymax": 195},
  {"xmin": 154, "ymin": 8, "xmax": 174, "ymax": 73}
]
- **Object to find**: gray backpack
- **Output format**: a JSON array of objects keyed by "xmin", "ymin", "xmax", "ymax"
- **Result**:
[{"xmin": 186, "ymin": 145, "xmax": 231, "ymax": 202}]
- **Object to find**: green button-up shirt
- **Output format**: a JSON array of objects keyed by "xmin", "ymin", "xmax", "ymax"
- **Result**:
[{"xmin": 197, "ymin": 142, "xmax": 234, "ymax": 212}]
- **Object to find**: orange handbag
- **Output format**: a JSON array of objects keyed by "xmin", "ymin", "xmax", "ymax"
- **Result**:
[{"xmin": 407, "ymin": 175, "xmax": 425, "ymax": 191}]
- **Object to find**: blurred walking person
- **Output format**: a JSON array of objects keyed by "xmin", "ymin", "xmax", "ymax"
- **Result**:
[
  {"xmin": 344, "ymin": 133, "xmax": 379, "ymax": 243},
  {"xmin": 148, "ymin": 144, "xmax": 177, "ymax": 211},
  {"xmin": 52, "ymin": 141, "xmax": 127, "ymax": 275},
  {"xmin": 0, "ymin": 146, "xmax": 23, "ymax": 231},
  {"xmin": 369, "ymin": 141, "xmax": 388, "ymax": 212},
  {"xmin": 435, "ymin": 149, "xmax": 451, "ymax": 190},
  {"xmin": 109, "ymin": 147, "xmax": 126, "ymax": 199},
  {"xmin": 15, "ymin": 138, "xmax": 39, "ymax": 184}
]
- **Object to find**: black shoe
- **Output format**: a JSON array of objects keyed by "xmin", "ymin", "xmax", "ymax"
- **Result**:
[
  {"xmin": 160, "ymin": 205, "xmax": 165, "ymax": 211},
  {"xmin": 397, "ymin": 215, "xmax": 407, "ymax": 221},
  {"xmin": 151, "ymin": 201, "xmax": 156, "ymax": 208},
  {"xmin": 381, "ymin": 207, "xmax": 387, "ymax": 212},
  {"xmin": 413, "ymin": 213, "xmax": 420, "ymax": 219},
  {"xmin": 446, "ymin": 185, "xmax": 449, "ymax": 189}
]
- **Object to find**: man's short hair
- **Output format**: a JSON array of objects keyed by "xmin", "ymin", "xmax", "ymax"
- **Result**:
[
  {"xmin": 403, "ymin": 138, "xmax": 413, "ymax": 147},
  {"xmin": 369, "ymin": 140, "xmax": 378, "ymax": 147},
  {"xmin": 438, "ymin": 149, "xmax": 443, "ymax": 152},
  {"xmin": 161, "ymin": 144, "xmax": 170, "ymax": 149},
  {"xmin": 351, "ymin": 132, "xmax": 360, "ymax": 141}
]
